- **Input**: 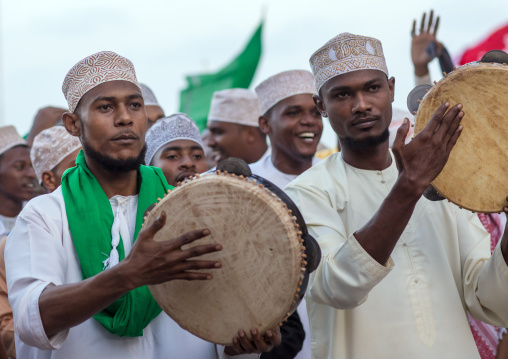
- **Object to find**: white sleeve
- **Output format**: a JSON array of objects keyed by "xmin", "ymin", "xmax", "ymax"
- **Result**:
[
  {"xmin": 285, "ymin": 182, "xmax": 393, "ymax": 310},
  {"xmin": 459, "ymin": 210, "xmax": 508, "ymax": 327},
  {"xmin": 216, "ymin": 345, "xmax": 261, "ymax": 358},
  {"xmin": 6, "ymin": 203, "xmax": 69, "ymax": 350}
]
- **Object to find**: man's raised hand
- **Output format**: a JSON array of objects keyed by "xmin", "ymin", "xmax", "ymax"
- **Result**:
[{"xmin": 392, "ymin": 102, "xmax": 463, "ymax": 194}]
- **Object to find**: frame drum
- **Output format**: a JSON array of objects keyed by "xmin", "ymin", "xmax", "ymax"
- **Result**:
[{"xmin": 414, "ymin": 62, "xmax": 508, "ymax": 213}]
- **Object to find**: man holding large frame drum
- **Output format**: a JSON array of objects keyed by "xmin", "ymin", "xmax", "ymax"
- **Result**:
[{"xmin": 285, "ymin": 32, "xmax": 508, "ymax": 359}]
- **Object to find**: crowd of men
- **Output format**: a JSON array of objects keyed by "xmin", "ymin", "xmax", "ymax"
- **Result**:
[{"xmin": 0, "ymin": 10, "xmax": 507, "ymax": 359}]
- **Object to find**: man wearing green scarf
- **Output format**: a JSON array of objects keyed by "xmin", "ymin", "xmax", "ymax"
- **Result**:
[{"xmin": 5, "ymin": 51, "xmax": 280, "ymax": 359}]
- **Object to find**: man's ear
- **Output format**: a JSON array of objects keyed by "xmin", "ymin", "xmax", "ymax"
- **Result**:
[
  {"xmin": 62, "ymin": 112, "xmax": 82, "ymax": 138},
  {"xmin": 258, "ymin": 116, "xmax": 271, "ymax": 135},
  {"xmin": 41, "ymin": 171, "xmax": 57, "ymax": 192},
  {"xmin": 388, "ymin": 76, "xmax": 395, "ymax": 102},
  {"xmin": 313, "ymin": 94, "xmax": 327, "ymax": 118}
]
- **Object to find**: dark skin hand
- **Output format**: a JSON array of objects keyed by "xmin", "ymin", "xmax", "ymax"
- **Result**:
[
  {"xmin": 354, "ymin": 102, "xmax": 463, "ymax": 264},
  {"xmin": 39, "ymin": 211, "xmax": 223, "ymax": 338},
  {"xmin": 225, "ymin": 328, "xmax": 282, "ymax": 355},
  {"xmin": 411, "ymin": 10, "xmax": 443, "ymax": 77}
]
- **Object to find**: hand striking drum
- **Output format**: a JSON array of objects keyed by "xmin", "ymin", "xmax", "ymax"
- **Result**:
[
  {"xmin": 413, "ymin": 53, "xmax": 508, "ymax": 213},
  {"xmin": 142, "ymin": 162, "xmax": 320, "ymax": 345}
]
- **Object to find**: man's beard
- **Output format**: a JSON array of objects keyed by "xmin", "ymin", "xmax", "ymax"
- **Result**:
[
  {"xmin": 341, "ymin": 127, "xmax": 390, "ymax": 151},
  {"xmin": 81, "ymin": 137, "xmax": 147, "ymax": 173}
]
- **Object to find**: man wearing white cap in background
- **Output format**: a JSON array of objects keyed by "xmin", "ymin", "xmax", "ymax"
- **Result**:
[
  {"xmin": 6, "ymin": 51, "xmax": 279, "ymax": 359},
  {"xmin": 0, "ymin": 126, "xmax": 81, "ymax": 358},
  {"xmin": 145, "ymin": 113, "xmax": 208, "ymax": 187},
  {"xmin": 251, "ymin": 70, "xmax": 322, "ymax": 191},
  {"xmin": 0, "ymin": 126, "xmax": 37, "ymax": 237},
  {"xmin": 285, "ymin": 32, "xmax": 508, "ymax": 359},
  {"xmin": 0, "ymin": 127, "xmax": 37, "ymax": 359},
  {"xmin": 207, "ymin": 89, "xmax": 268, "ymax": 164},
  {"xmin": 249, "ymin": 69, "xmax": 323, "ymax": 359},
  {"xmin": 139, "ymin": 83, "xmax": 165, "ymax": 128},
  {"xmin": 30, "ymin": 126, "xmax": 82, "ymax": 192}
]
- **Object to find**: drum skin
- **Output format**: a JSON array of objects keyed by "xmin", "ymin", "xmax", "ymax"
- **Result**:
[
  {"xmin": 414, "ymin": 62, "xmax": 508, "ymax": 213},
  {"xmin": 144, "ymin": 173, "xmax": 307, "ymax": 345}
]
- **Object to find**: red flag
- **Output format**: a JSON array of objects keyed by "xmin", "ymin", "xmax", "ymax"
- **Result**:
[{"xmin": 458, "ymin": 24, "xmax": 508, "ymax": 65}]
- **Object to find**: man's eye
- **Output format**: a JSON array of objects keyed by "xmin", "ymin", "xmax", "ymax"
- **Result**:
[
  {"xmin": 193, "ymin": 154, "xmax": 203, "ymax": 160},
  {"xmin": 166, "ymin": 155, "xmax": 178, "ymax": 160},
  {"xmin": 337, "ymin": 92, "xmax": 349, "ymax": 98},
  {"xmin": 369, "ymin": 85, "xmax": 380, "ymax": 91},
  {"xmin": 287, "ymin": 111, "xmax": 299, "ymax": 117},
  {"xmin": 99, "ymin": 104, "xmax": 111, "ymax": 111},
  {"xmin": 131, "ymin": 102, "xmax": 142, "ymax": 108}
]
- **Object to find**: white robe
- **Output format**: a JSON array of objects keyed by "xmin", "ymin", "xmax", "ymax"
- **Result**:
[
  {"xmin": 5, "ymin": 187, "xmax": 257, "ymax": 359},
  {"xmin": 249, "ymin": 155, "xmax": 320, "ymax": 359},
  {"xmin": 249, "ymin": 155, "xmax": 320, "ymax": 190},
  {"xmin": 284, "ymin": 152, "xmax": 508, "ymax": 359}
]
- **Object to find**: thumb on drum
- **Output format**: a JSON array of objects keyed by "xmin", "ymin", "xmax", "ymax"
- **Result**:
[
  {"xmin": 393, "ymin": 118, "xmax": 410, "ymax": 149},
  {"xmin": 142, "ymin": 211, "xmax": 167, "ymax": 240}
]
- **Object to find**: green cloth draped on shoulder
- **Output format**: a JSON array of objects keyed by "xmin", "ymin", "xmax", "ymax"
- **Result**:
[{"xmin": 61, "ymin": 150, "xmax": 173, "ymax": 337}]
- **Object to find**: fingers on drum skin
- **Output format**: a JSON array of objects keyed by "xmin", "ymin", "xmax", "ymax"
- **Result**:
[
  {"xmin": 237, "ymin": 330, "xmax": 257, "ymax": 353},
  {"xmin": 445, "ymin": 125, "xmax": 463, "ymax": 153},
  {"xmin": 166, "ymin": 228, "xmax": 211, "ymax": 250},
  {"xmin": 167, "ymin": 272, "xmax": 214, "ymax": 281},
  {"xmin": 178, "ymin": 243, "xmax": 222, "ymax": 261},
  {"xmin": 169, "ymin": 259, "xmax": 221, "ymax": 274},
  {"xmin": 436, "ymin": 104, "xmax": 463, "ymax": 140},
  {"xmin": 250, "ymin": 329, "xmax": 269, "ymax": 352}
]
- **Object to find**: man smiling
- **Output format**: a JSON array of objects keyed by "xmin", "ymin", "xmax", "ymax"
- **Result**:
[
  {"xmin": 6, "ymin": 51, "xmax": 279, "ymax": 358},
  {"xmin": 250, "ymin": 70, "xmax": 322, "ymax": 190}
]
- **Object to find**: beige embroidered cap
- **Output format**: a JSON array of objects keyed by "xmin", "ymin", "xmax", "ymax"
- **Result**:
[
  {"xmin": 207, "ymin": 89, "xmax": 260, "ymax": 127},
  {"xmin": 255, "ymin": 70, "xmax": 317, "ymax": 115},
  {"xmin": 0, "ymin": 126, "xmax": 26, "ymax": 156},
  {"xmin": 62, "ymin": 51, "xmax": 140, "ymax": 113},
  {"xmin": 309, "ymin": 32, "xmax": 389, "ymax": 91},
  {"xmin": 30, "ymin": 127, "xmax": 82, "ymax": 183}
]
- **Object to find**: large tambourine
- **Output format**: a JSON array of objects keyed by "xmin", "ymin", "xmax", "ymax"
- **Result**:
[
  {"xmin": 142, "ymin": 166, "xmax": 320, "ymax": 345},
  {"xmin": 413, "ymin": 61, "xmax": 508, "ymax": 213}
]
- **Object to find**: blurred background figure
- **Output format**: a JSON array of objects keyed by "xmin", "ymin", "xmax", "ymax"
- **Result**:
[
  {"xmin": 0, "ymin": 125, "xmax": 82, "ymax": 359},
  {"xmin": 0, "ymin": 126, "xmax": 37, "ymax": 237},
  {"xmin": 140, "ymin": 83, "xmax": 165, "ymax": 129},
  {"xmin": 25, "ymin": 107, "xmax": 67, "ymax": 147},
  {"xmin": 207, "ymin": 89, "xmax": 268, "ymax": 164},
  {"xmin": 145, "ymin": 113, "xmax": 207, "ymax": 186},
  {"xmin": 30, "ymin": 126, "xmax": 82, "ymax": 192}
]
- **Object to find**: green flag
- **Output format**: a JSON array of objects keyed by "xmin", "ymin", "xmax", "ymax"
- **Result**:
[{"xmin": 179, "ymin": 21, "xmax": 263, "ymax": 131}]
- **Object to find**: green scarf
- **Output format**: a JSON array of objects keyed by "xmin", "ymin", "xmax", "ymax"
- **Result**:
[{"xmin": 61, "ymin": 150, "xmax": 172, "ymax": 337}]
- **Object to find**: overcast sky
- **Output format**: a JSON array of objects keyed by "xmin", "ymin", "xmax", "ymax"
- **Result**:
[{"xmin": 1, "ymin": 0, "xmax": 507, "ymax": 147}]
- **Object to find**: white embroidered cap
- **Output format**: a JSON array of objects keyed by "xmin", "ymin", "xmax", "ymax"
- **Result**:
[
  {"xmin": 0, "ymin": 126, "xmax": 26, "ymax": 156},
  {"xmin": 309, "ymin": 32, "xmax": 389, "ymax": 92},
  {"xmin": 139, "ymin": 83, "xmax": 161, "ymax": 107},
  {"xmin": 30, "ymin": 127, "xmax": 82, "ymax": 183},
  {"xmin": 255, "ymin": 70, "xmax": 317, "ymax": 115},
  {"xmin": 62, "ymin": 51, "xmax": 140, "ymax": 113},
  {"xmin": 207, "ymin": 89, "xmax": 260, "ymax": 127},
  {"xmin": 145, "ymin": 113, "xmax": 204, "ymax": 165}
]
